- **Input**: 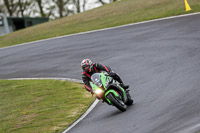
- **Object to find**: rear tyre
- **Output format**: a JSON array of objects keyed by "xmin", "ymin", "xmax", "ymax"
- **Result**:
[
  {"xmin": 125, "ymin": 91, "xmax": 134, "ymax": 106},
  {"xmin": 107, "ymin": 93, "xmax": 127, "ymax": 112}
]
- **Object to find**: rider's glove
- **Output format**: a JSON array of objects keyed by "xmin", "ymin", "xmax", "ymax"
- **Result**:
[{"xmin": 90, "ymin": 90, "xmax": 94, "ymax": 95}]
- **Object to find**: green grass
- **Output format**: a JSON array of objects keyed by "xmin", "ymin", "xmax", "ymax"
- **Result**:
[
  {"xmin": 0, "ymin": 80, "xmax": 94, "ymax": 133},
  {"xmin": 0, "ymin": 0, "xmax": 200, "ymax": 48}
]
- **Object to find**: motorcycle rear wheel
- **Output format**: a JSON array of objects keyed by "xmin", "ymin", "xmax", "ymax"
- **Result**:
[{"xmin": 125, "ymin": 91, "xmax": 134, "ymax": 106}]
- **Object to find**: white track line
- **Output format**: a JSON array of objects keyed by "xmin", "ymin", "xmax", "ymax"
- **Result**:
[
  {"xmin": 0, "ymin": 12, "xmax": 200, "ymax": 50},
  {"xmin": 177, "ymin": 123, "xmax": 200, "ymax": 133},
  {"xmin": 62, "ymin": 99, "xmax": 99, "ymax": 133},
  {"xmin": 6, "ymin": 78, "xmax": 99, "ymax": 133},
  {"xmin": 7, "ymin": 77, "xmax": 83, "ymax": 83}
]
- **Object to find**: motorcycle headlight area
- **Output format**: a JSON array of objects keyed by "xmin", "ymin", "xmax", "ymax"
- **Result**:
[{"xmin": 94, "ymin": 89, "xmax": 103, "ymax": 94}]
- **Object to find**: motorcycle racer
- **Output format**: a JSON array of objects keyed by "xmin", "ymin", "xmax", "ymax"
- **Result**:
[{"xmin": 81, "ymin": 59, "xmax": 129, "ymax": 94}]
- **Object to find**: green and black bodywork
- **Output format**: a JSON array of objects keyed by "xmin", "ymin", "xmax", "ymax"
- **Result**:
[{"xmin": 90, "ymin": 72, "xmax": 133, "ymax": 112}]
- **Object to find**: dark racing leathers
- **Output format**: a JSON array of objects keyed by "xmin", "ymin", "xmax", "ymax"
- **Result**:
[{"xmin": 82, "ymin": 63, "xmax": 124, "ymax": 92}]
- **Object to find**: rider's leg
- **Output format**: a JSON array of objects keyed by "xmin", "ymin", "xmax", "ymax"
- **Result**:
[{"xmin": 111, "ymin": 72, "xmax": 129, "ymax": 89}]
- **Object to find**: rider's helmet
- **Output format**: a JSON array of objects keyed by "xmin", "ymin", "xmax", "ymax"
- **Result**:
[{"xmin": 81, "ymin": 59, "xmax": 93, "ymax": 72}]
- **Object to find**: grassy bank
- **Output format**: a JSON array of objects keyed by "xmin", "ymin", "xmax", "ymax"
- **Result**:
[
  {"xmin": 0, "ymin": 0, "xmax": 200, "ymax": 48},
  {"xmin": 0, "ymin": 80, "xmax": 94, "ymax": 133}
]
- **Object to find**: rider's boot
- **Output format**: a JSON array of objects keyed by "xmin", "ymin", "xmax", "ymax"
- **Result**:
[
  {"xmin": 111, "ymin": 72, "xmax": 129, "ymax": 90},
  {"xmin": 120, "ymin": 83, "xmax": 129, "ymax": 90}
]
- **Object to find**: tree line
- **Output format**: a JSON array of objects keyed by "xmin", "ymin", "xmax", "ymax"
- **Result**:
[{"xmin": 0, "ymin": 0, "xmax": 117, "ymax": 19}]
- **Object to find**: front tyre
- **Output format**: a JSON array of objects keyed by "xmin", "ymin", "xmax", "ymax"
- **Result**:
[{"xmin": 107, "ymin": 93, "xmax": 127, "ymax": 112}]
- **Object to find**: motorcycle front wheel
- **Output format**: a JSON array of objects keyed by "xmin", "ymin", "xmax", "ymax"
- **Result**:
[{"xmin": 107, "ymin": 93, "xmax": 127, "ymax": 112}]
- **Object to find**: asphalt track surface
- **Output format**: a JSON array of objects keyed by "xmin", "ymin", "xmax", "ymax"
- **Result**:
[{"xmin": 1, "ymin": 14, "xmax": 200, "ymax": 133}]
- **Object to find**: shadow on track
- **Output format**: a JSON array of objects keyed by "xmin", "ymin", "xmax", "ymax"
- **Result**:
[{"xmin": 100, "ymin": 103, "xmax": 136, "ymax": 119}]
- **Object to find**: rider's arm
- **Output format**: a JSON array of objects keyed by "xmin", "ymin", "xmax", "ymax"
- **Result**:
[
  {"xmin": 95, "ymin": 63, "xmax": 111, "ymax": 73},
  {"xmin": 82, "ymin": 76, "xmax": 92, "ymax": 92}
]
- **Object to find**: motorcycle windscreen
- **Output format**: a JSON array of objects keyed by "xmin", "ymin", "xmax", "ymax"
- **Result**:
[{"xmin": 91, "ymin": 73, "xmax": 102, "ymax": 87}]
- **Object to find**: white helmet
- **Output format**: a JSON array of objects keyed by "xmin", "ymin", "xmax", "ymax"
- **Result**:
[{"xmin": 81, "ymin": 59, "xmax": 93, "ymax": 72}]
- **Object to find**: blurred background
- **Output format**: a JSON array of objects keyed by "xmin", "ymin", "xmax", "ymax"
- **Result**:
[{"xmin": 0, "ymin": 0, "xmax": 117, "ymax": 19}]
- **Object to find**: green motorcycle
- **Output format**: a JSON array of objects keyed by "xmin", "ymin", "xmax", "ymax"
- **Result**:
[{"xmin": 90, "ymin": 72, "xmax": 133, "ymax": 112}]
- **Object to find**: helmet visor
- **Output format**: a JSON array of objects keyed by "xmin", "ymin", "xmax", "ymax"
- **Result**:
[{"xmin": 83, "ymin": 65, "xmax": 90, "ymax": 71}]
